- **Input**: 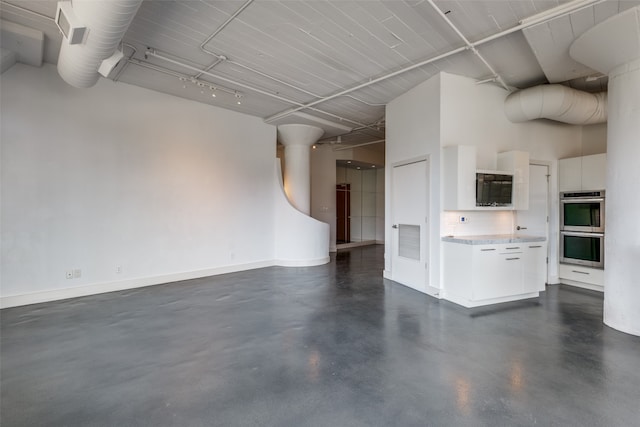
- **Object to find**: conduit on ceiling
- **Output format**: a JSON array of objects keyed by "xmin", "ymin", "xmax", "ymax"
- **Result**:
[
  {"xmin": 57, "ymin": 0, "xmax": 143, "ymax": 88},
  {"xmin": 504, "ymin": 84, "xmax": 607, "ymax": 125}
]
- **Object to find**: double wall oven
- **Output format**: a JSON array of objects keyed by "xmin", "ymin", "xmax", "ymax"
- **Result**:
[{"xmin": 560, "ymin": 191, "xmax": 605, "ymax": 268}]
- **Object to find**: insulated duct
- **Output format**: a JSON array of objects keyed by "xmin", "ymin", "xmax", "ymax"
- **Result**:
[
  {"xmin": 57, "ymin": 0, "xmax": 142, "ymax": 88},
  {"xmin": 504, "ymin": 84, "xmax": 607, "ymax": 125}
]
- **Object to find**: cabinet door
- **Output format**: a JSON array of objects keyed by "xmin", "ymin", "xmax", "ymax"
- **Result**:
[
  {"xmin": 472, "ymin": 247, "xmax": 523, "ymax": 300},
  {"xmin": 559, "ymin": 157, "xmax": 582, "ymax": 192},
  {"xmin": 523, "ymin": 243, "xmax": 547, "ymax": 292},
  {"xmin": 443, "ymin": 145, "xmax": 477, "ymax": 210},
  {"xmin": 581, "ymin": 154, "xmax": 606, "ymax": 190}
]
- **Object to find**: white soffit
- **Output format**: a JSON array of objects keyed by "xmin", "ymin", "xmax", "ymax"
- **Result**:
[
  {"xmin": 522, "ymin": 1, "xmax": 640, "ymax": 83},
  {"xmin": 271, "ymin": 112, "xmax": 353, "ymax": 139},
  {"xmin": 570, "ymin": 5, "xmax": 640, "ymax": 74},
  {"xmin": 0, "ymin": 19, "xmax": 43, "ymax": 67}
]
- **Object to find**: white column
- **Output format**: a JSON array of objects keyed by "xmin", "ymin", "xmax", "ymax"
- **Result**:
[
  {"xmin": 570, "ymin": 6, "xmax": 640, "ymax": 336},
  {"xmin": 277, "ymin": 124, "xmax": 324, "ymax": 215}
]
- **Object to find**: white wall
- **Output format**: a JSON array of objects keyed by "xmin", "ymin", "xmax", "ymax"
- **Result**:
[
  {"xmin": 581, "ymin": 123, "xmax": 607, "ymax": 155},
  {"xmin": 386, "ymin": 73, "xmax": 441, "ymax": 292},
  {"xmin": 1, "ymin": 63, "xmax": 324, "ymax": 307}
]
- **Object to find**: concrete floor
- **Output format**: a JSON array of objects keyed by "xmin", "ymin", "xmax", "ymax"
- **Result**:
[{"xmin": 2, "ymin": 245, "xmax": 639, "ymax": 427}]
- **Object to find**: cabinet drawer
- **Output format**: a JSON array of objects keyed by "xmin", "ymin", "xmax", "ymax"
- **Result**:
[{"xmin": 559, "ymin": 264, "xmax": 604, "ymax": 286}]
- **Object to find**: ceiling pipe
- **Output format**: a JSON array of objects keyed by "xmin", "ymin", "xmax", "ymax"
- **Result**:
[
  {"xmin": 264, "ymin": 0, "xmax": 605, "ymax": 124},
  {"xmin": 194, "ymin": 0, "xmax": 385, "ymax": 109},
  {"xmin": 145, "ymin": 49, "xmax": 375, "ymax": 130},
  {"xmin": 504, "ymin": 84, "xmax": 607, "ymax": 125},
  {"xmin": 333, "ymin": 140, "xmax": 385, "ymax": 151},
  {"xmin": 424, "ymin": 0, "xmax": 510, "ymax": 91},
  {"xmin": 57, "ymin": 0, "xmax": 143, "ymax": 88}
]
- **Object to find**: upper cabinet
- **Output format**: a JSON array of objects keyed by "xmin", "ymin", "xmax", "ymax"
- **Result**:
[
  {"xmin": 442, "ymin": 145, "xmax": 529, "ymax": 211},
  {"xmin": 498, "ymin": 151, "xmax": 529, "ymax": 210},
  {"xmin": 559, "ymin": 154, "xmax": 606, "ymax": 192},
  {"xmin": 443, "ymin": 145, "xmax": 477, "ymax": 210}
]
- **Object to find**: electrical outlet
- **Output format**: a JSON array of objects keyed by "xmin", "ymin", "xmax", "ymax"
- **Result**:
[
  {"xmin": 66, "ymin": 270, "xmax": 73, "ymax": 279},
  {"xmin": 459, "ymin": 216, "xmax": 469, "ymax": 224},
  {"xmin": 73, "ymin": 269, "xmax": 82, "ymax": 279}
]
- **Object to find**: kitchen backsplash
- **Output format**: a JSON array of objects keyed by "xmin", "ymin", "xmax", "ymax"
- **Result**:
[{"xmin": 442, "ymin": 210, "xmax": 515, "ymax": 236}]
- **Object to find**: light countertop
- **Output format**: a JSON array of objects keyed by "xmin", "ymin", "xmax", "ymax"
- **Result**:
[{"xmin": 441, "ymin": 234, "xmax": 546, "ymax": 245}]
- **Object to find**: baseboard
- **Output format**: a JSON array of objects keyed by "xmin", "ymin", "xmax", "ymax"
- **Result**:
[
  {"xmin": 560, "ymin": 280, "xmax": 604, "ymax": 293},
  {"xmin": 336, "ymin": 240, "xmax": 377, "ymax": 249},
  {"xmin": 274, "ymin": 257, "xmax": 330, "ymax": 267},
  {"xmin": 426, "ymin": 285, "xmax": 442, "ymax": 298},
  {"xmin": 0, "ymin": 260, "xmax": 277, "ymax": 309}
]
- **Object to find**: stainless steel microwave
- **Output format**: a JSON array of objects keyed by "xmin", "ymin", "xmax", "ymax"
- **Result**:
[
  {"xmin": 560, "ymin": 231, "xmax": 604, "ymax": 269},
  {"xmin": 560, "ymin": 190, "xmax": 605, "ymax": 233}
]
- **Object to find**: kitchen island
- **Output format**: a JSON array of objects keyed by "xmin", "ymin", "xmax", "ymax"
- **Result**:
[{"xmin": 442, "ymin": 234, "xmax": 547, "ymax": 308}]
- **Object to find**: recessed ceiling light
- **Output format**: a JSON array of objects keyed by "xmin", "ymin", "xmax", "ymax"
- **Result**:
[{"xmin": 347, "ymin": 161, "xmax": 352, "ymax": 164}]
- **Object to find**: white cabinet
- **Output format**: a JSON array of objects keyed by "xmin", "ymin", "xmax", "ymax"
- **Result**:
[
  {"xmin": 498, "ymin": 151, "xmax": 530, "ymax": 210},
  {"xmin": 443, "ymin": 146, "xmax": 529, "ymax": 211},
  {"xmin": 443, "ymin": 240, "xmax": 546, "ymax": 307},
  {"xmin": 559, "ymin": 154, "xmax": 606, "ymax": 192},
  {"xmin": 523, "ymin": 243, "xmax": 547, "ymax": 292},
  {"xmin": 581, "ymin": 154, "xmax": 607, "ymax": 190},
  {"xmin": 443, "ymin": 145, "xmax": 476, "ymax": 210},
  {"xmin": 559, "ymin": 263, "xmax": 604, "ymax": 292},
  {"xmin": 472, "ymin": 245, "xmax": 524, "ymax": 300}
]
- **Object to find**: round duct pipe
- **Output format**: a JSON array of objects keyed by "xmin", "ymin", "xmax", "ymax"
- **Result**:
[
  {"xmin": 504, "ymin": 84, "xmax": 607, "ymax": 125},
  {"xmin": 57, "ymin": 0, "xmax": 143, "ymax": 88}
]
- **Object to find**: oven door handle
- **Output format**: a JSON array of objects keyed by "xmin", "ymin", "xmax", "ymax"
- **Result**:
[
  {"xmin": 561, "ymin": 198, "xmax": 604, "ymax": 203},
  {"xmin": 561, "ymin": 231, "xmax": 604, "ymax": 237}
]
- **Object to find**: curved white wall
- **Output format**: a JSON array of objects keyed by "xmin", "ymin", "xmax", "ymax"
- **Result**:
[{"xmin": 274, "ymin": 160, "xmax": 330, "ymax": 266}]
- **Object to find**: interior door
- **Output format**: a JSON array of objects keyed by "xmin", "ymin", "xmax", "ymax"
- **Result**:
[
  {"xmin": 391, "ymin": 159, "xmax": 429, "ymax": 292},
  {"xmin": 516, "ymin": 163, "xmax": 549, "ymax": 280}
]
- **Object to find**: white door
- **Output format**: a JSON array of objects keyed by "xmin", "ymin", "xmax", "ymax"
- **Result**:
[
  {"xmin": 516, "ymin": 163, "xmax": 549, "ymax": 281},
  {"xmin": 391, "ymin": 159, "xmax": 429, "ymax": 292}
]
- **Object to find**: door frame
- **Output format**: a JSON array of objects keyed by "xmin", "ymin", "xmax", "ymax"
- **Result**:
[
  {"xmin": 530, "ymin": 160, "xmax": 552, "ymax": 284},
  {"xmin": 389, "ymin": 155, "xmax": 430, "ymax": 292}
]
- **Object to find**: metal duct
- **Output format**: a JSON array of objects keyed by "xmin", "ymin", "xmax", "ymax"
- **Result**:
[
  {"xmin": 504, "ymin": 84, "xmax": 607, "ymax": 125},
  {"xmin": 57, "ymin": 0, "xmax": 142, "ymax": 88}
]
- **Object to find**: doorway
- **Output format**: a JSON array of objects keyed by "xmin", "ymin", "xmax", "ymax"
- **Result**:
[{"xmin": 336, "ymin": 184, "xmax": 350, "ymax": 244}]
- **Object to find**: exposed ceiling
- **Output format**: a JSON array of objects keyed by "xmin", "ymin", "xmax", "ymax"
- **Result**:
[{"xmin": 1, "ymin": 0, "xmax": 638, "ymax": 148}]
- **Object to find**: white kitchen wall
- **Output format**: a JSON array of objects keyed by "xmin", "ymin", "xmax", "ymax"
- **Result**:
[
  {"xmin": 581, "ymin": 123, "xmax": 607, "ymax": 155},
  {"xmin": 441, "ymin": 211, "xmax": 515, "ymax": 237},
  {"xmin": 386, "ymin": 73, "xmax": 441, "ymax": 292},
  {"xmin": 1, "ymin": 63, "xmax": 278, "ymax": 305},
  {"xmin": 387, "ymin": 72, "xmax": 592, "ymax": 292}
]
